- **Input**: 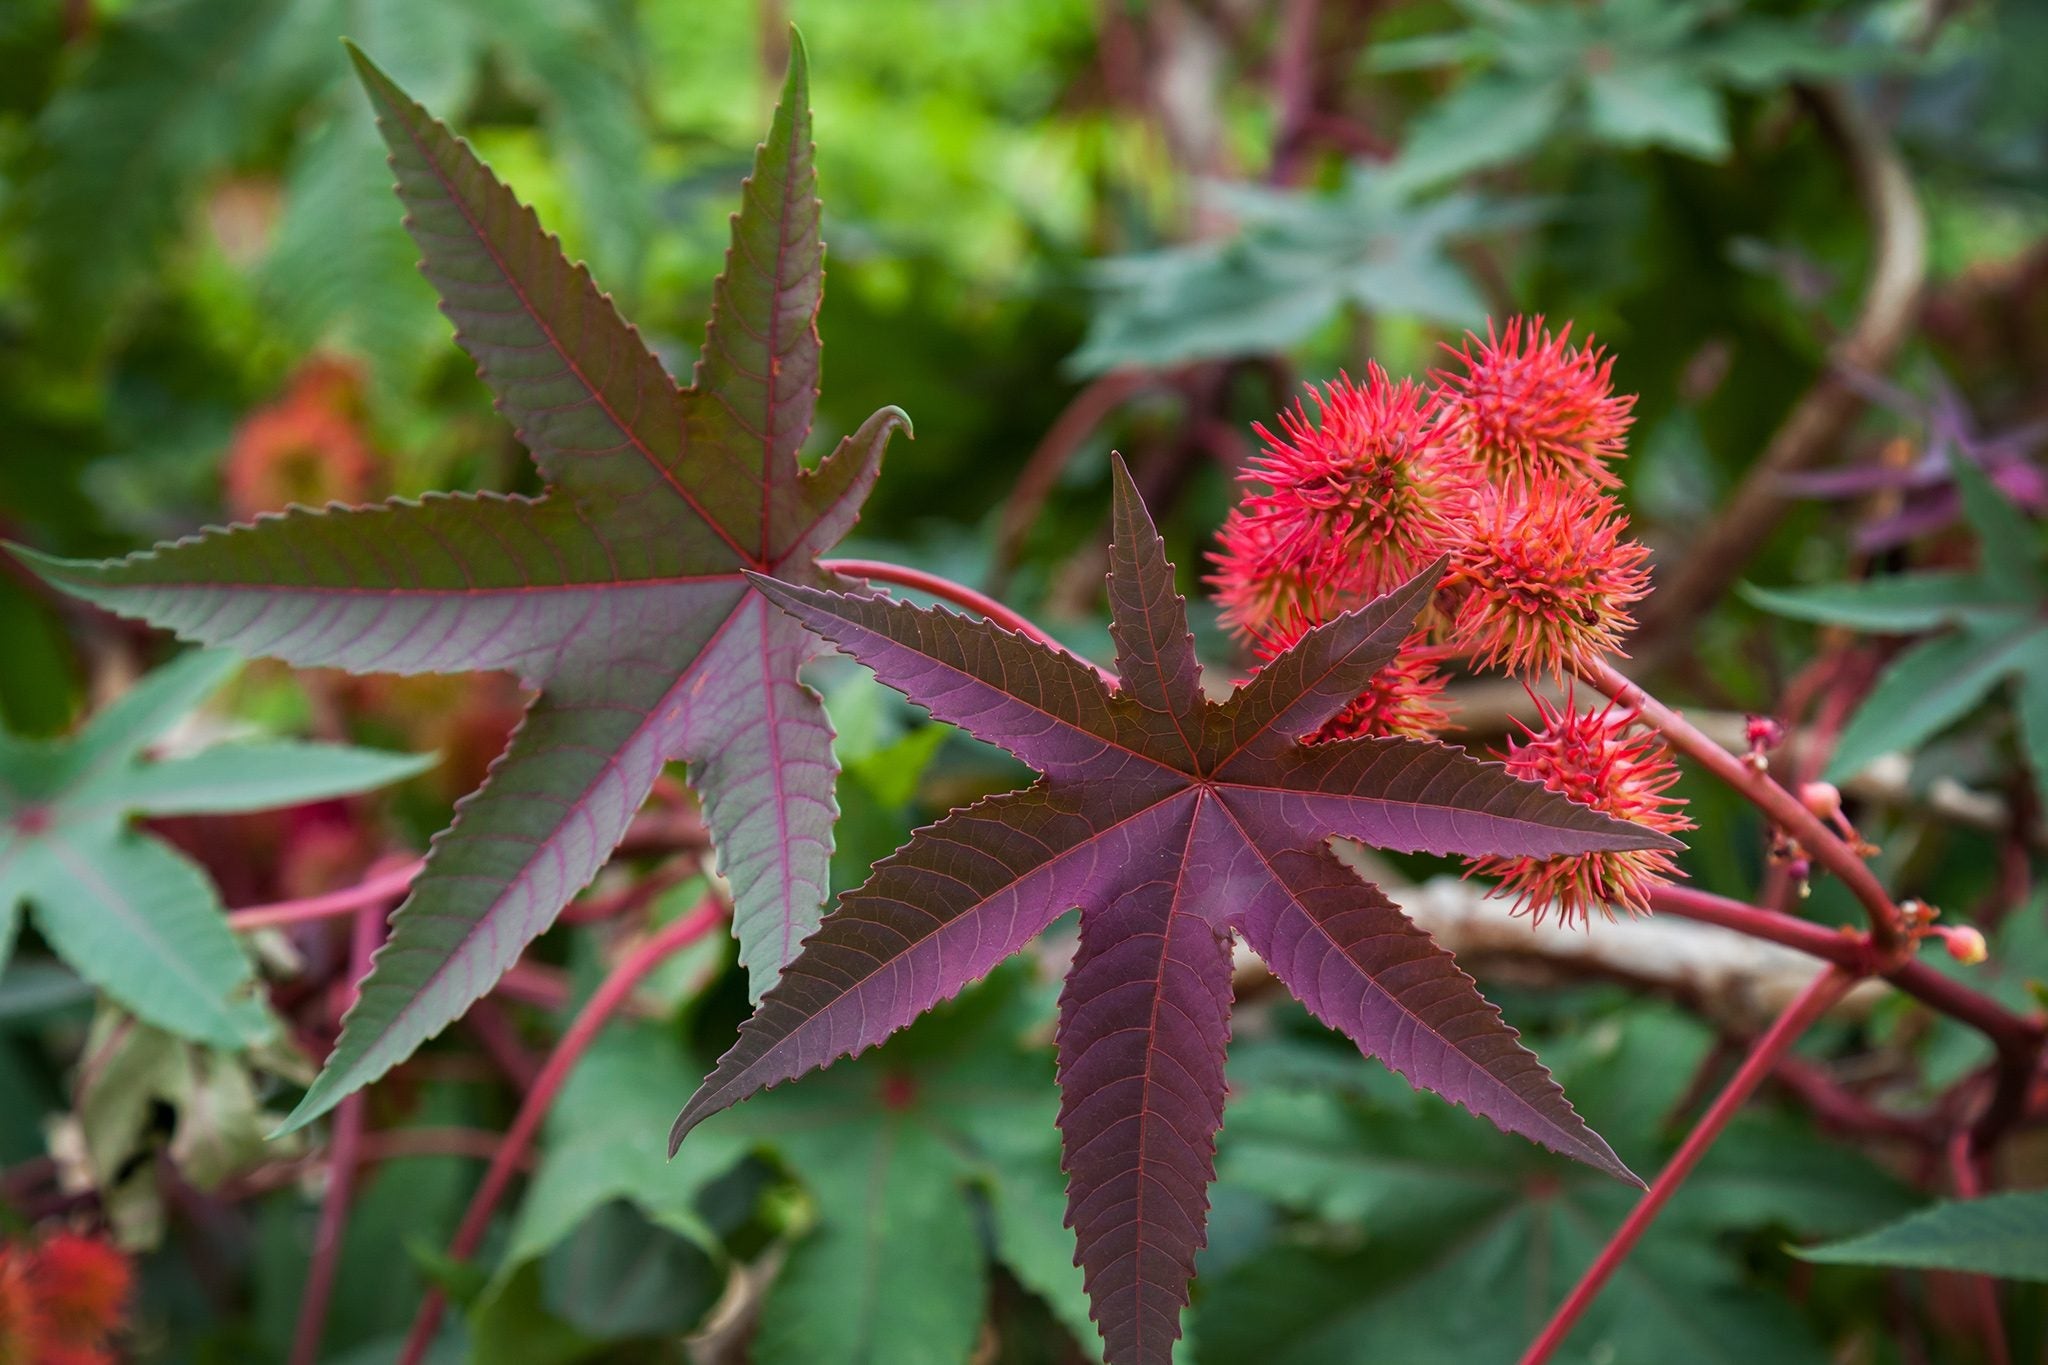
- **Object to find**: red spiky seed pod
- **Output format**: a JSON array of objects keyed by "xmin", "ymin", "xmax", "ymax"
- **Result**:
[
  {"xmin": 224, "ymin": 355, "xmax": 381, "ymax": 519},
  {"xmin": 1442, "ymin": 475, "xmax": 1651, "ymax": 680},
  {"xmin": 1467, "ymin": 695, "xmax": 1691, "ymax": 926},
  {"xmin": 1211, "ymin": 366, "xmax": 1477, "ymax": 639},
  {"xmin": 1437, "ymin": 317, "xmax": 1633, "ymax": 489},
  {"xmin": 25, "ymin": 1232, "xmax": 130, "ymax": 1350},
  {"xmin": 0, "ymin": 1246, "xmax": 49, "ymax": 1365},
  {"xmin": 1254, "ymin": 615, "xmax": 1453, "ymax": 741}
]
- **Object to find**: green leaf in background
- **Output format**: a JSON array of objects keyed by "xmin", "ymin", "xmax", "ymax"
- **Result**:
[
  {"xmin": 1377, "ymin": 0, "xmax": 1878, "ymax": 180},
  {"xmin": 1738, "ymin": 572, "xmax": 2010, "ymax": 632},
  {"xmin": 1194, "ymin": 1007, "xmax": 1912, "ymax": 1365},
  {"xmin": 1072, "ymin": 169, "xmax": 1517, "ymax": 374},
  {"xmin": 1800, "ymin": 1191, "xmax": 2048, "ymax": 1281},
  {"xmin": 0, "ymin": 649, "xmax": 426, "ymax": 1045},
  {"xmin": 18, "ymin": 0, "xmax": 330, "ymax": 358},
  {"xmin": 700, "ymin": 967, "xmax": 1097, "ymax": 1364},
  {"xmin": 1751, "ymin": 451, "xmax": 2048, "ymax": 790}
]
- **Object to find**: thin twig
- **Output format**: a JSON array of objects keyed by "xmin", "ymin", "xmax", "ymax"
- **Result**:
[
  {"xmin": 990, "ymin": 371, "xmax": 1150, "ymax": 588},
  {"xmin": 1582, "ymin": 659, "xmax": 1906, "ymax": 955},
  {"xmin": 228, "ymin": 861, "xmax": 424, "ymax": 932},
  {"xmin": 820, "ymin": 558, "xmax": 1120, "ymax": 685},
  {"xmin": 1946, "ymin": 1129, "xmax": 2013, "ymax": 1365},
  {"xmin": 397, "ymin": 898, "xmax": 728, "ymax": 1364},
  {"xmin": 1520, "ymin": 965, "xmax": 1859, "ymax": 1365},
  {"xmin": 289, "ymin": 897, "xmax": 385, "ymax": 1365}
]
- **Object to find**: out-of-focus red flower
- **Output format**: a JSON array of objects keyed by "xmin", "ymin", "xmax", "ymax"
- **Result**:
[
  {"xmin": 1467, "ymin": 695, "xmax": 1691, "ymax": 925},
  {"xmin": 224, "ymin": 355, "xmax": 380, "ymax": 519},
  {"xmin": 1254, "ymin": 614, "xmax": 1452, "ymax": 741},
  {"xmin": 0, "ymin": 1231, "xmax": 131, "ymax": 1365},
  {"xmin": 1437, "ymin": 317, "xmax": 1633, "ymax": 489},
  {"xmin": 0, "ymin": 1246, "xmax": 50, "ymax": 1365},
  {"xmin": 1442, "ymin": 475, "xmax": 1651, "ymax": 679},
  {"xmin": 1211, "ymin": 367, "xmax": 1477, "ymax": 639}
]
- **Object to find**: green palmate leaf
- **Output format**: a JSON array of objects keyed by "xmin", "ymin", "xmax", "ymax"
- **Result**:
[
  {"xmin": 1825, "ymin": 619, "xmax": 2048, "ymax": 781},
  {"xmin": 1741, "ymin": 573, "xmax": 2010, "ymax": 632},
  {"xmin": 15, "ymin": 36, "xmax": 910, "ymax": 1130},
  {"xmin": 1800, "ymin": 1192, "xmax": 2048, "ymax": 1281},
  {"xmin": 506, "ymin": 1025, "xmax": 742, "ymax": 1268},
  {"xmin": 1583, "ymin": 65, "xmax": 1728, "ymax": 158},
  {"xmin": 1950, "ymin": 448, "xmax": 2046, "ymax": 599},
  {"xmin": 2017, "ymin": 659, "xmax": 2048, "ymax": 789},
  {"xmin": 78, "ymin": 741, "xmax": 433, "ymax": 817},
  {"xmin": 1197, "ymin": 1011, "xmax": 1911, "ymax": 1365},
  {"xmin": 13, "ymin": 833, "xmax": 271, "ymax": 1048},
  {"xmin": 1757, "ymin": 448, "xmax": 2048, "ymax": 789},
  {"xmin": 705, "ymin": 970, "xmax": 1080, "ymax": 1365},
  {"xmin": 759, "ymin": 1120, "xmax": 987, "ymax": 1365},
  {"xmin": 1071, "ymin": 170, "xmax": 1509, "ymax": 373},
  {"xmin": 0, "ymin": 650, "xmax": 421, "ymax": 1047},
  {"xmin": 1393, "ymin": 73, "xmax": 1570, "ymax": 186}
]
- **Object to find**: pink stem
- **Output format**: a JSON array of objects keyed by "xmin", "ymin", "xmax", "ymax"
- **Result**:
[
  {"xmin": 1581, "ymin": 659, "xmax": 1906, "ymax": 956},
  {"xmin": 1520, "ymin": 965, "xmax": 1858, "ymax": 1365},
  {"xmin": 1652, "ymin": 882, "xmax": 2042, "ymax": 1056},
  {"xmin": 290, "ymin": 897, "xmax": 385, "ymax": 1365},
  {"xmin": 820, "ymin": 558, "xmax": 1119, "ymax": 685},
  {"xmin": 1947, "ymin": 1130, "xmax": 2014, "ymax": 1365},
  {"xmin": 228, "ymin": 861, "xmax": 424, "ymax": 932},
  {"xmin": 398, "ymin": 899, "xmax": 726, "ymax": 1364}
]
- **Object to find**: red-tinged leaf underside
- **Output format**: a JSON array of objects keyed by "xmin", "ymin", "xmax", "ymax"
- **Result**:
[
  {"xmin": 677, "ymin": 458, "xmax": 1679, "ymax": 1365},
  {"xmin": 12, "ymin": 37, "xmax": 907, "ymax": 1131}
]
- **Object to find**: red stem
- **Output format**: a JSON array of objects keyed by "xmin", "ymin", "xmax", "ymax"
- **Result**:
[
  {"xmin": 819, "ymin": 558, "xmax": 1119, "ymax": 685},
  {"xmin": 1520, "ymin": 965, "xmax": 1858, "ymax": 1365},
  {"xmin": 1650, "ymin": 884, "xmax": 2043, "ymax": 1055},
  {"xmin": 1581, "ymin": 659, "xmax": 1905, "ymax": 955},
  {"xmin": 228, "ymin": 861, "xmax": 424, "ymax": 932},
  {"xmin": 290, "ymin": 898, "xmax": 384, "ymax": 1365},
  {"xmin": 397, "ymin": 899, "xmax": 726, "ymax": 1364},
  {"xmin": 1946, "ymin": 1129, "xmax": 2013, "ymax": 1365}
]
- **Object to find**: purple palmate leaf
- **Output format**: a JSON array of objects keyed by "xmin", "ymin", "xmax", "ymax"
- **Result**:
[
  {"xmin": 11, "ymin": 35, "xmax": 908, "ymax": 1130},
  {"xmin": 677, "ymin": 456, "xmax": 1676, "ymax": 1364}
]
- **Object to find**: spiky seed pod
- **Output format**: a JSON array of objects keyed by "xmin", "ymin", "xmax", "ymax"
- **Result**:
[
  {"xmin": 1211, "ymin": 366, "xmax": 1477, "ymax": 639},
  {"xmin": 1442, "ymin": 475, "xmax": 1651, "ymax": 680},
  {"xmin": 1437, "ymin": 317, "xmax": 1634, "ymax": 489},
  {"xmin": 23, "ymin": 1232, "xmax": 130, "ymax": 1352},
  {"xmin": 1467, "ymin": 695, "xmax": 1691, "ymax": 925},
  {"xmin": 1255, "ymin": 613, "xmax": 1454, "ymax": 741}
]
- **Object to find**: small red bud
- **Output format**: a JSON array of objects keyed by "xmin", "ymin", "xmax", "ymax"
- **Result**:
[
  {"xmin": 1800, "ymin": 781, "xmax": 1842, "ymax": 820},
  {"xmin": 1940, "ymin": 925, "xmax": 1989, "ymax": 965}
]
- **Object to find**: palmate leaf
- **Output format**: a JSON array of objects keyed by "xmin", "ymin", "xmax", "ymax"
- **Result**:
[
  {"xmin": 14, "ymin": 37, "xmax": 908, "ymax": 1130},
  {"xmin": 674, "ymin": 458, "xmax": 1680, "ymax": 1365},
  {"xmin": 1752, "ymin": 451, "xmax": 2048, "ymax": 786},
  {"xmin": 1198, "ymin": 1010, "xmax": 1913, "ymax": 1365},
  {"xmin": 0, "ymin": 650, "xmax": 423, "ymax": 1045},
  {"xmin": 1799, "ymin": 1191, "xmax": 2048, "ymax": 1281}
]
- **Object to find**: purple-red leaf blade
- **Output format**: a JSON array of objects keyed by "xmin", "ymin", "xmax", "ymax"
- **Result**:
[
  {"xmin": 1057, "ymin": 819, "xmax": 1232, "ymax": 1365},
  {"xmin": 672, "ymin": 781, "xmax": 1191, "ymax": 1151},
  {"xmin": 347, "ymin": 44, "xmax": 750, "ymax": 559},
  {"xmin": 689, "ymin": 28, "xmax": 822, "ymax": 560},
  {"xmin": 1229, "ymin": 735, "xmax": 1684, "ymax": 859},
  {"xmin": 1202, "ymin": 561, "xmax": 1443, "ymax": 772},
  {"xmin": 1104, "ymin": 454, "xmax": 1204, "ymax": 739},
  {"xmin": 747, "ymin": 576, "xmax": 1179, "ymax": 777},
  {"xmin": 1213, "ymin": 801, "xmax": 1637, "ymax": 1185}
]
